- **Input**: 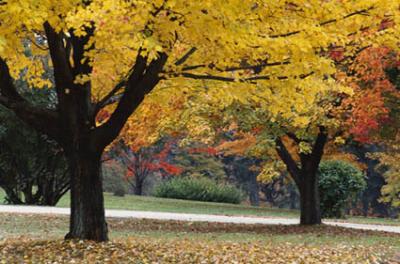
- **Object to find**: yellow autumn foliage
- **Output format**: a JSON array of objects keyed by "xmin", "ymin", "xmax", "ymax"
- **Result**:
[{"xmin": 0, "ymin": 0, "xmax": 398, "ymax": 118}]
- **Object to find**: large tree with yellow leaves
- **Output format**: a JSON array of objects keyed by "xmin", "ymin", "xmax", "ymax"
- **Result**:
[
  {"xmin": 0, "ymin": 0, "xmax": 398, "ymax": 241},
  {"xmin": 135, "ymin": 5, "xmax": 400, "ymax": 226}
]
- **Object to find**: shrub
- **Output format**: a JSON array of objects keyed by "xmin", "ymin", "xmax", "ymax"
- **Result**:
[
  {"xmin": 153, "ymin": 177, "xmax": 244, "ymax": 204},
  {"xmin": 113, "ymin": 186, "xmax": 126, "ymax": 197},
  {"xmin": 318, "ymin": 160, "xmax": 366, "ymax": 218},
  {"xmin": 0, "ymin": 94, "xmax": 69, "ymax": 206}
]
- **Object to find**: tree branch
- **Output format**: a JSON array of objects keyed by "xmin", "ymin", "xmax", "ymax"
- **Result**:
[
  {"xmin": 270, "ymin": 7, "xmax": 374, "ymax": 38},
  {"xmin": 44, "ymin": 22, "xmax": 74, "ymax": 110},
  {"xmin": 180, "ymin": 60, "xmax": 290, "ymax": 73},
  {"xmin": 286, "ymin": 132, "xmax": 301, "ymax": 144},
  {"xmin": 0, "ymin": 58, "xmax": 60, "ymax": 139},
  {"xmin": 310, "ymin": 126, "xmax": 328, "ymax": 168},
  {"xmin": 221, "ymin": 60, "xmax": 291, "ymax": 72},
  {"xmin": 0, "ymin": 59, "xmax": 24, "ymax": 101},
  {"xmin": 298, "ymin": 126, "xmax": 328, "ymax": 177},
  {"xmin": 275, "ymin": 137, "xmax": 301, "ymax": 186},
  {"xmin": 175, "ymin": 47, "xmax": 197, "ymax": 66},
  {"xmin": 94, "ymin": 48, "xmax": 147, "ymax": 115},
  {"xmin": 94, "ymin": 80, "xmax": 126, "ymax": 114},
  {"xmin": 70, "ymin": 26, "xmax": 94, "ymax": 78},
  {"xmin": 93, "ymin": 53, "xmax": 168, "ymax": 150},
  {"xmin": 0, "ymin": 96, "xmax": 60, "ymax": 140},
  {"xmin": 179, "ymin": 71, "xmax": 314, "ymax": 83}
]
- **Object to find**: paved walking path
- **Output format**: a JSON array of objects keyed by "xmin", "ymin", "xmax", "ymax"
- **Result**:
[{"xmin": 0, "ymin": 205, "xmax": 399, "ymax": 234}]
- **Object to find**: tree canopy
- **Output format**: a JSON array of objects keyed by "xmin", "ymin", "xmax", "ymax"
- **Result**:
[{"xmin": 1, "ymin": 0, "xmax": 398, "ymax": 133}]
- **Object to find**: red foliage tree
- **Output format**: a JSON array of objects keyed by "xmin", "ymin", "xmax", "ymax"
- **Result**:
[
  {"xmin": 119, "ymin": 141, "xmax": 183, "ymax": 195},
  {"xmin": 338, "ymin": 47, "xmax": 399, "ymax": 143}
]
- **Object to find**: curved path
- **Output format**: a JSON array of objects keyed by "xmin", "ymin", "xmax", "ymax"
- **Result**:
[{"xmin": 0, "ymin": 205, "xmax": 399, "ymax": 234}]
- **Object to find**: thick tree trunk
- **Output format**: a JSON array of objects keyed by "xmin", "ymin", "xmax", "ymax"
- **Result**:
[
  {"xmin": 298, "ymin": 171, "xmax": 321, "ymax": 225},
  {"xmin": 65, "ymin": 150, "xmax": 108, "ymax": 241},
  {"xmin": 275, "ymin": 128, "xmax": 327, "ymax": 226}
]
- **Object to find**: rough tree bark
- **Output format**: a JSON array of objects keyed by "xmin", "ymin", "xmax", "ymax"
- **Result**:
[
  {"xmin": 65, "ymin": 148, "xmax": 107, "ymax": 240},
  {"xmin": 298, "ymin": 161, "xmax": 321, "ymax": 225},
  {"xmin": 275, "ymin": 127, "xmax": 328, "ymax": 225}
]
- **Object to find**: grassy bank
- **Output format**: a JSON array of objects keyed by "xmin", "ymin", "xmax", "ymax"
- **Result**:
[{"xmin": 0, "ymin": 189, "xmax": 399, "ymax": 226}]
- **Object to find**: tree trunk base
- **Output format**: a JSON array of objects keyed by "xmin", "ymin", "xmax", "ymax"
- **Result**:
[
  {"xmin": 300, "ymin": 218, "xmax": 322, "ymax": 225},
  {"xmin": 64, "ymin": 222, "xmax": 108, "ymax": 242},
  {"xmin": 299, "ymin": 187, "xmax": 322, "ymax": 225},
  {"xmin": 67, "ymin": 151, "xmax": 109, "ymax": 242},
  {"xmin": 299, "ymin": 172, "xmax": 322, "ymax": 225}
]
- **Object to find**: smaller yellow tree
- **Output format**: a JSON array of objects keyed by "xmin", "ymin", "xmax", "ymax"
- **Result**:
[
  {"xmin": 135, "ymin": 8, "xmax": 400, "ymax": 224},
  {"xmin": 372, "ymin": 145, "xmax": 400, "ymax": 208}
]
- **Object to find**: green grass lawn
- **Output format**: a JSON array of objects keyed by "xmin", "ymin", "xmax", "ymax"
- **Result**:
[
  {"xmin": 1, "ymin": 188, "xmax": 399, "ymax": 226},
  {"xmin": 58, "ymin": 192, "xmax": 299, "ymax": 218},
  {"xmin": 59, "ymin": 192, "xmax": 400, "ymax": 226},
  {"xmin": 328, "ymin": 215, "xmax": 400, "ymax": 226}
]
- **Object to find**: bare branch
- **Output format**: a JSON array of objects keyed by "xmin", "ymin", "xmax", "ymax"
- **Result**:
[
  {"xmin": 270, "ymin": 7, "xmax": 374, "ymax": 38},
  {"xmin": 180, "ymin": 60, "xmax": 290, "ymax": 73},
  {"xmin": 174, "ymin": 47, "xmax": 197, "ymax": 66},
  {"xmin": 178, "ymin": 71, "xmax": 314, "ymax": 83}
]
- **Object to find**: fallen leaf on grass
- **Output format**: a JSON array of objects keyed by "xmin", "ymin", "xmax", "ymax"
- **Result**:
[{"xmin": 0, "ymin": 237, "xmax": 396, "ymax": 264}]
